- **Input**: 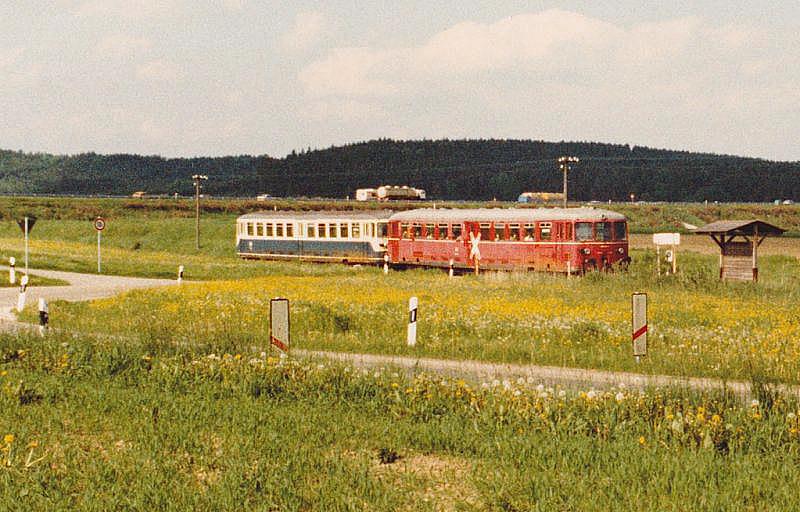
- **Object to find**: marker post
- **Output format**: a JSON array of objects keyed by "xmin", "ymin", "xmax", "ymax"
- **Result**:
[
  {"xmin": 407, "ymin": 296, "xmax": 418, "ymax": 347},
  {"xmin": 178, "ymin": 265, "xmax": 185, "ymax": 284},
  {"xmin": 9, "ymin": 257, "xmax": 15, "ymax": 285},
  {"xmin": 17, "ymin": 275, "xmax": 29, "ymax": 313},
  {"xmin": 632, "ymin": 293, "xmax": 648, "ymax": 363},
  {"xmin": 38, "ymin": 298, "xmax": 49, "ymax": 336},
  {"xmin": 383, "ymin": 254, "xmax": 389, "ymax": 275},
  {"xmin": 269, "ymin": 298, "xmax": 290, "ymax": 356}
]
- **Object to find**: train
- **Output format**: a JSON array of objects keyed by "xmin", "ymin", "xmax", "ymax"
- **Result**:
[
  {"xmin": 355, "ymin": 185, "xmax": 426, "ymax": 201},
  {"xmin": 236, "ymin": 207, "xmax": 630, "ymax": 273}
]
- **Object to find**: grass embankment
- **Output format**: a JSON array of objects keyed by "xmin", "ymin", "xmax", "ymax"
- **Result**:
[
  {"xmin": 28, "ymin": 250, "xmax": 800, "ymax": 384},
  {"xmin": 2, "ymin": 330, "xmax": 799, "ymax": 510}
]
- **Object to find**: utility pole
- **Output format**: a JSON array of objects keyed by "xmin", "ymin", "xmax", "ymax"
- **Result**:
[
  {"xmin": 192, "ymin": 174, "xmax": 208, "ymax": 250},
  {"xmin": 558, "ymin": 156, "xmax": 579, "ymax": 208}
]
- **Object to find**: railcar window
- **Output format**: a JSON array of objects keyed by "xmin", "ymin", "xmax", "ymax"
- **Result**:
[
  {"xmin": 328, "ymin": 224, "xmax": 337, "ymax": 238},
  {"xmin": 306, "ymin": 224, "xmax": 314, "ymax": 238},
  {"xmin": 340, "ymin": 223, "xmax": 348, "ymax": 238},
  {"xmin": 614, "ymin": 222, "xmax": 627, "ymax": 240},
  {"xmin": 266, "ymin": 223, "xmax": 273, "ymax": 237},
  {"xmin": 425, "ymin": 223, "xmax": 435, "ymax": 239},
  {"xmin": 352, "ymin": 223, "xmax": 361, "ymax": 238},
  {"xmin": 509, "ymin": 223, "xmax": 520, "ymax": 241},
  {"xmin": 276, "ymin": 223, "xmax": 284, "ymax": 237},
  {"xmin": 495, "ymin": 223, "xmax": 505, "ymax": 241},
  {"xmin": 366, "ymin": 223, "xmax": 374, "ymax": 238},
  {"xmin": 596, "ymin": 222, "xmax": 612, "ymax": 241},
  {"xmin": 452, "ymin": 223, "xmax": 462, "ymax": 240},
  {"xmin": 318, "ymin": 223, "xmax": 327, "ymax": 238},
  {"xmin": 247, "ymin": 223, "xmax": 254, "ymax": 236},
  {"xmin": 378, "ymin": 222, "xmax": 388, "ymax": 238},
  {"xmin": 401, "ymin": 223, "xmax": 410, "ymax": 239},
  {"xmin": 438, "ymin": 223, "xmax": 449, "ymax": 240},
  {"xmin": 524, "ymin": 223, "xmax": 535, "ymax": 240},
  {"xmin": 539, "ymin": 222, "xmax": 552, "ymax": 241},
  {"xmin": 480, "ymin": 223, "xmax": 491, "ymax": 242},
  {"xmin": 576, "ymin": 222, "xmax": 593, "ymax": 241},
  {"xmin": 412, "ymin": 224, "xmax": 422, "ymax": 239},
  {"xmin": 286, "ymin": 224, "xmax": 294, "ymax": 237}
]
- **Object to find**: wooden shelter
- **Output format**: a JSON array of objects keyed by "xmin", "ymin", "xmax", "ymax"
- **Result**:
[{"xmin": 695, "ymin": 220, "xmax": 785, "ymax": 282}]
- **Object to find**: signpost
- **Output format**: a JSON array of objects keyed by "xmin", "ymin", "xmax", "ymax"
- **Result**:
[
  {"xmin": 407, "ymin": 296, "xmax": 418, "ymax": 347},
  {"xmin": 632, "ymin": 293, "xmax": 647, "ymax": 362},
  {"xmin": 17, "ymin": 216, "xmax": 36, "ymax": 274},
  {"xmin": 270, "ymin": 298, "xmax": 290, "ymax": 354},
  {"xmin": 94, "ymin": 217, "xmax": 106, "ymax": 273},
  {"xmin": 652, "ymin": 232, "xmax": 680, "ymax": 275}
]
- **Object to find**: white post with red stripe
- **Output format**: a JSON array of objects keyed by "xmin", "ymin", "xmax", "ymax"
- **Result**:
[
  {"xmin": 270, "ymin": 298, "xmax": 290, "ymax": 356},
  {"xmin": 632, "ymin": 292, "xmax": 647, "ymax": 362}
]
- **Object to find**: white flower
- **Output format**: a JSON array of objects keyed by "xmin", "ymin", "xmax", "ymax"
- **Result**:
[
  {"xmin": 558, "ymin": 390, "xmax": 567, "ymax": 398},
  {"xmin": 516, "ymin": 377, "xmax": 526, "ymax": 385},
  {"xmin": 536, "ymin": 384, "xmax": 545, "ymax": 392},
  {"xmin": 502, "ymin": 380, "xmax": 511, "ymax": 390},
  {"xmin": 615, "ymin": 392, "xmax": 625, "ymax": 402},
  {"xmin": 751, "ymin": 399, "xmax": 760, "ymax": 408},
  {"xmin": 491, "ymin": 379, "xmax": 500, "ymax": 388},
  {"xmin": 586, "ymin": 390, "xmax": 597, "ymax": 400},
  {"xmin": 513, "ymin": 390, "xmax": 522, "ymax": 397},
  {"xmin": 787, "ymin": 412, "xmax": 796, "ymax": 421},
  {"xmin": 481, "ymin": 382, "xmax": 490, "ymax": 389}
]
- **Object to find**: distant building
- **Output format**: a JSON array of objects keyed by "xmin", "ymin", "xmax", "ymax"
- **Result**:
[
  {"xmin": 356, "ymin": 186, "xmax": 426, "ymax": 201},
  {"xmin": 131, "ymin": 191, "xmax": 147, "ymax": 198},
  {"xmin": 517, "ymin": 192, "xmax": 564, "ymax": 204}
]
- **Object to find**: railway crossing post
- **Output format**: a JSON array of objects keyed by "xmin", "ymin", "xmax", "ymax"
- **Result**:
[
  {"xmin": 17, "ymin": 275, "xmax": 29, "ymax": 313},
  {"xmin": 449, "ymin": 258, "xmax": 454, "ymax": 278},
  {"xmin": 632, "ymin": 293, "xmax": 647, "ymax": 363},
  {"xmin": 9, "ymin": 257, "xmax": 15, "ymax": 285},
  {"xmin": 270, "ymin": 298, "xmax": 290, "ymax": 356},
  {"xmin": 178, "ymin": 265, "xmax": 184, "ymax": 284},
  {"xmin": 469, "ymin": 232, "xmax": 481, "ymax": 275},
  {"xmin": 407, "ymin": 296, "xmax": 418, "ymax": 347}
]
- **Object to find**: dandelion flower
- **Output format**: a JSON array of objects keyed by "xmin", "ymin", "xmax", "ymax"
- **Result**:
[{"xmin": 3, "ymin": 434, "xmax": 14, "ymax": 444}]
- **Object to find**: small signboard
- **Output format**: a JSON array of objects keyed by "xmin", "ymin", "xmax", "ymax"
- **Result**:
[
  {"xmin": 94, "ymin": 217, "xmax": 106, "ymax": 231},
  {"xmin": 632, "ymin": 293, "xmax": 647, "ymax": 358},
  {"xmin": 16, "ymin": 216, "xmax": 36, "ymax": 233},
  {"xmin": 652, "ymin": 233, "xmax": 680, "ymax": 246},
  {"xmin": 270, "ymin": 298, "xmax": 290, "ymax": 353}
]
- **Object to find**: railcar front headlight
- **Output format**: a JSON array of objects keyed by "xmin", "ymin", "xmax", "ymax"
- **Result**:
[
  {"xmin": 582, "ymin": 248, "xmax": 591, "ymax": 255},
  {"xmin": 618, "ymin": 247, "xmax": 624, "ymax": 253}
]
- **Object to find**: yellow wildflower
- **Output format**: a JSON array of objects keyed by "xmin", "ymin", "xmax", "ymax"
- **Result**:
[{"xmin": 3, "ymin": 434, "xmax": 14, "ymax": 444}]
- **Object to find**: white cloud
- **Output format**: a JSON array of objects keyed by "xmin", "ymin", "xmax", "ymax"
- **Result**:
[
  {"xmin": 298, "ymin": 9, "xmax": 766, "ymax": 99},
  {"xmin": 95, "ymin": 34, "xmax": 151, "ymax": 58},
  {"xmin": 0, "ymin": 47, "xmax": 24, "ymax": 69},
  {"xmin": 74, "ymin": 0, "xmax": 178, "ymax": 19},
  {"xmin": 281, "ymin": 11, "xmax": 327, "ymax": 52},
  {"xmin": 136, "ymin": 59, "xmax": 181, "ymax": 82}
]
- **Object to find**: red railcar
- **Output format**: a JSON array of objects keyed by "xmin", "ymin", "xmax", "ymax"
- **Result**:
[{"xmin": 387, "ymin": 208, "xmax": 630, "ymax": 273}]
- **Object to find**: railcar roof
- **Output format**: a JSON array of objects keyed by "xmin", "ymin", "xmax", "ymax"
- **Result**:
[
  {"xmin": 389, "ymin": 208, "xmax": 626, "ymax": 222},
  {"xmin": 238, "ymin": 210, "xmax": 393, "ymax": 221}
]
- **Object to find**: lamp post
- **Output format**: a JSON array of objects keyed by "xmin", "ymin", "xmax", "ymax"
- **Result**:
[
  {"xmin": 558, "ymin": 156, "xmax": 579, "ymax": 208},
  {"xmin": 192, "ymin": 174, "xmax": 208, "ymax": 250}
]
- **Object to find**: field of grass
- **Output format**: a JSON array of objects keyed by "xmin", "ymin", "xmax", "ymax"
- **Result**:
[
  {"xmin": 23, "ymin": 250, "xmax": 800, "ymax": 384},
  {"xmin": 2, "ymin": 330, "xmax": 800, "ymax": 510}
]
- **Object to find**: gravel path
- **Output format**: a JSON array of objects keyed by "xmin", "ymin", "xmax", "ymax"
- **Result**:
[{"xmin": 0, "ymin": 266, "xmax": 176, "ymax": 328}]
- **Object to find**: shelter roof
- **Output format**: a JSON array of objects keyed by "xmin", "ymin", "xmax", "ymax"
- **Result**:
[{"xmin": 694, "ymin": 220, "xmax": 785, "ymax": 236}]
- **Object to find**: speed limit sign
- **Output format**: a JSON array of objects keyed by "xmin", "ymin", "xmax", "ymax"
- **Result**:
[{"xmin": 94, "ymin": 217, "xmax": 106, "ymax": 231}]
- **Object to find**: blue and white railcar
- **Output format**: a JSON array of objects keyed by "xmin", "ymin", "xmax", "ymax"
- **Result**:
[{"xmin": 236, "ymin": 211, "xmax": 391, "ymax": 263}]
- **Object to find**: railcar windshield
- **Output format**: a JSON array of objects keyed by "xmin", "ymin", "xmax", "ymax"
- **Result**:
[
  {"xmin": 614, "ymin": 221, "xmax": 627, "ymax": 240},
  {"xmin": 595, "ymin": 222, "xmax": 612, "ymax": 242},
  {"xmin": 576, "ymin": 222, "xmax": 593, "ymax": 241},
  {"xmin": 378, "ymin": 222, "xmax": 388, "ymax": 238}
]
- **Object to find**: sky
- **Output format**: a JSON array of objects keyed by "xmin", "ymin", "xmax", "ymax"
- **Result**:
[{"xmin": 1, "ymin": 1, "xmax": 798, "ymax": 161}]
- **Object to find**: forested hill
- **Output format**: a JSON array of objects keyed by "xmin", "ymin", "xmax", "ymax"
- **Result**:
[{"xmin": 1, "ymin": 139, "xmax": 798, "ymax": 202}]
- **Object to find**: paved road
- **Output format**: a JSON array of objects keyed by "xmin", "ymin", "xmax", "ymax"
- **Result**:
[{"xmin": 0, "ymin": 267, "xmax": 176, "ymax": 327}]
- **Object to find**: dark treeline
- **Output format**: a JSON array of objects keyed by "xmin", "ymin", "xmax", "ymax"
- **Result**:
[{"xmin": 1, "ymin": 139, "xmax": 798, "ymax": 201}]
